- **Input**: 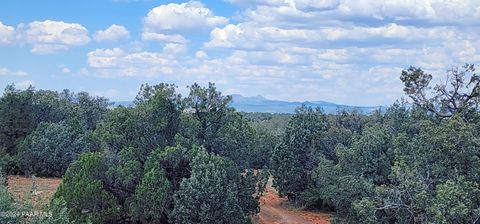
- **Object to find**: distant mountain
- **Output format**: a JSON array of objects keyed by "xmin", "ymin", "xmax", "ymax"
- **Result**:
[
  {"xmin": 111, "ymin": 95, "xmax": 381, "ymax": 114},
  {"xmin": 230, "ymin": 94, "xmax": 380, "ymax": 114}
]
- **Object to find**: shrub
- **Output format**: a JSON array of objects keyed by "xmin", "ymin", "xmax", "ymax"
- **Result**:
[{"xmin": 17, "ymin": 122, "xmax": 87, "ymax": 177}]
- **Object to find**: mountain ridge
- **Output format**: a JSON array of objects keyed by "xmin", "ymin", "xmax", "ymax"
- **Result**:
[
  {"xmin": 230, "ymin": 94, "xmax": 380, "ymax": 114},
  {"xmin": 111, "ymin": 95, "xmax": 381, "ymax": 114}
]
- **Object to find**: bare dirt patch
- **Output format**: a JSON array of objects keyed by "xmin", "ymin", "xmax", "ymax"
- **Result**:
[
  {"xmin": 7, "ymin": 175, "xmax": 61, "ymax": 210},
  {"xmin": 253, "ymin": 178, "xmax": 332, "ymax": 224}
]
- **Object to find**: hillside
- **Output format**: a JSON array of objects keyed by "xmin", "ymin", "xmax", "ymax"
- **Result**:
[{"xmin": 230, "ymin": 94, "xmax": 380, "ymax": 113}]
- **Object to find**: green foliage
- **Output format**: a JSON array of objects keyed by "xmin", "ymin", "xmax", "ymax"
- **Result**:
[
  {"xmin": 30, "ymin": 198, "xmax": 72, "ymax": 224},
  {"xmin": 0, "ymin": 171, "xmax": 17, "ymax": 224},
  {"xmin": 243, "ymin": 112, "xmax": 291, "ymax": 136},
  {"xmin": 336, "ymin": 125, "xmax": 393, "ymax": 185},
  {"xmin": 171, "ymin": 149, "xmax": 248, "ymax": 224},
  {"xmin": 104, "ymin": 147, "xmax": 144, "ymax": 203},
  {"xmin": 0, "ymin": 85, "xmax": 108, "ymax": 175},
  {"xmin": 54, "ymin": 153, "xmax": 119, "ymax": 223},
  {"xmin": 17, "ymin": 122, "xmax": 88, "ymax": 177},
  {"xmin": 181, "ymin": 83, "xmax": 260, "ymax": 168},
  {"xmin": 400, "ymin": 64, "xmax": 480, "ymax": 119},
  {"xmin": 0, "ymin": 148, "xmax": 18, "ymax": 174},
  {"xmin": 182, "ymin": 83, "xmax": 233, "ymax": 150},
  {"xmin": 94, "ymin": 83, "xmax": 180, "ymax": 161},
  {"xmin": 269, "ymin": 106, "xmax": 328, "ymax": 200},
  {"xmin": 0, "ymin": 174, "xmax": 13, "ymax": 209},
  {"xmin": 266, "ymin": 82, "xmax": 480, "ymax": 224},
  {"xmin": 0, "ymin": 85, "xmax": 35, "ymax": 155},
  {"xmin": 428, "ymin": 176, "xmax": 480, "ymax": 223},
  {"xmin": 249, "ymin": 125, "xmax": 278, "ymax": 168},
  {"xmin": 312, "ymin": 156, "xmax": 374, "ymax": 218},
  {"xmin": 270, "ymin": 142, "xmax": 306, "ymax": 198},
  {"xmin": 127, "ymin": 168, "xmax": 172, "ymax": 223},
  {"xmin": 144, "ymin": 144, "xmax": 194, "ymax": 191}
]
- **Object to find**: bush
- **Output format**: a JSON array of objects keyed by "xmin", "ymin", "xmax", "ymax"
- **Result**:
[
  {"xmin": 54, "ymin": 153, "xmax": 119, "ymax": 223},
  {"xmin": 127, "ymin": 168, "xmax": 172, "ymax": 223},
  {"xmin": 171, "ymin": 150, "xmax": 248, "ymax": 224},
  {"xmin": 17, "ymin": 122, "xmax": 87, "ymax": 177},
  {"xmin": 0, "ymin": 172, "xmax": 16, "ymax": 223},
  {"xmin": 0, "ymin": 148, "xmax": 18, "ymax": 175}
]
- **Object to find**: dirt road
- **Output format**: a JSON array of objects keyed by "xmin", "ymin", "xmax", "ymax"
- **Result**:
[
  {"xmin": 7, "ymin": 175, "xmax": 62, "ymax": 209},
  {"xmin": 253, "ymin": 179, "xmax": 331, "ymax": 224}
]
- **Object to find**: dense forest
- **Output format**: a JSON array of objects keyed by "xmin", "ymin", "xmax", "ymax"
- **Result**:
[{"xmin": 1, "ymin": 64, "xmax": 480, "ymax": 223}]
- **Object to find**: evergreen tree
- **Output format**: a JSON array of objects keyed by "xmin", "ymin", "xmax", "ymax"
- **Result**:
[
  {"xmin": 54, "ymin": 153, "xmax": 119, "ymax": 223},
  {"xmin": 128, "ymin": 168, "xmax": 172, "ymax": 223},
  {"xmin": 269, "ymin": 106, "xmax": 328, "ymax": 200},
  {"xmin": 172, "ymin": 149, "xmax": 247, "ymax": 224},
  {"xmin": 17, "ymin": 122, "xmax": 88, "ymax": 177}
]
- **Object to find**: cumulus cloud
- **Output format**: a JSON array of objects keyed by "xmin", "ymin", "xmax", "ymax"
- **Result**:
[
  {"xmin": 229, "ymin": 0, "xmax": 340, "ymax": 10},
  {"xmin": 143, "ymin": 1, "xmax": 228, "ymax": 43},
  {"xmin": 230, "ymin": 0, "xmax": 480, "ymax": 25},
  {"xmin": 0, "ymin": 21, "xmax": 15, "ymax": 45},
  {"xmin": 16, "ymin": 80, "xmax": 34, "ymax": 89},
  {"xmin": 81, "ymin": 0, "xmax": 480, "ymax": 105},
  {"xmin": 336, "ymin": 0, "xmax": 480, "ymax": 24},
  {"xmin": 142, "ymin": 32, "xmax": 188, "ymax": 43},
  {"xmin": 94, "ymin": 24, "xmax": 129, "ymax": 42},
  {"xmin": 87, "ymin": 48, "xmax": 178, "ymax": 77},
  {"xmin": 205, "ymin": 22, "xmax": 455, "ymax": 49},
  {"xmin": 163, "ymin": 43, "xmax": 188, "ymax": 55},
  {"xmin": 18, "ymin": 20, "xmax": 90, "ymax": 54}
]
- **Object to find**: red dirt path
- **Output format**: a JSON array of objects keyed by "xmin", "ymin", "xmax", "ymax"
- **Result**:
[
  {"xmin": 7, "ymin": 175, "xmax": 62, "ymax": 209},
  {"xmin": 252, "ymin": 179, "xmax": 332, "ymax": 224}
]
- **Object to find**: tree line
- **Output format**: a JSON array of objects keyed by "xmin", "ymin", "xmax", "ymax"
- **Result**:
[
  {"xmin": 270, "ymin": 64, "xmax": 480, "ymax": 223},
  {"xmin": 2, "ymin": 63, "xmax": 480, "ymax": 223},
  {"xmin": 1, "ymin": 83, "xmax": 272, "ymax": 223}
]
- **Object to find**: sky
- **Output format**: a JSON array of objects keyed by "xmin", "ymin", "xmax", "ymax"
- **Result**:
[{"xmin": 0, "ymin": 0, "xmax": 479, "ymax": 106}]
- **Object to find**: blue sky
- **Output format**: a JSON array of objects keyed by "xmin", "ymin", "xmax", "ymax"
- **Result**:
[{"xmin": 1, "ymin": 0, "xmax": 479, "ymax": 106}]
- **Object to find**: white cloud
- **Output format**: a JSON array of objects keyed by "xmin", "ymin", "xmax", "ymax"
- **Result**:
[
  {"xmin": 163, "ymin": 43, "xmax": 188, "ymax": 55},
  {"xmin": 16, "ymin": 80, "xmax": 34, "ymax": 89},
  {"xmin": 230, "ymin": 0, "xmax": 480, "ymax": 25},
  {"xmin": 18, "ymin": 20, "xmax": 90, "ymax": 54},
  {"xmin": 94, "ymin": 24, "xmax": 129, "ymax": 42},
  {"xmin": 0, "ymin": 21, "xmax": 15, "ymax": 45},
  {"xmin": 337, "ymin": 0, "xmax": 480, "ymax": 24},
  {"xmin": 206, "ymin": 22, "xmax": 456, "ymax": 49},
  {"xmin": 0, "ymin": 67, "xmax": 8, "ymax": 75},
  {"xmin": 229, "ymin": 0, "xmax": 340, "ymax": 10},
  {"xmin": 14, "ymin": 71, "xmax": 28, "ymax": 76},
  {"xmin": 62, "ymin": 67, "xmax": 71, "ymax": 73},
  {"xmin": 195, "ymin": 50, "xmax": 208, "ymax": 59},
  {"xmin": 87, "ymin": 48, "xmax": 177, "ymax": 77},
  {"xmin": 82, "ymin": 0, "xmax": 480, "ymax": 105},
  {"xmin": 142, "ymin": 32, "xmax": 188, "ymax": 43},
  {"xmin": 143, "ymin": 1, "xmax": 228, "ymax": 42},
  {"xmin": 0, "ymin": 67, "xmax": 28, "ymax": 76},
  {"xmin": 87, "ymin": 48, "xmax": 126, "ymax": 68}
]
